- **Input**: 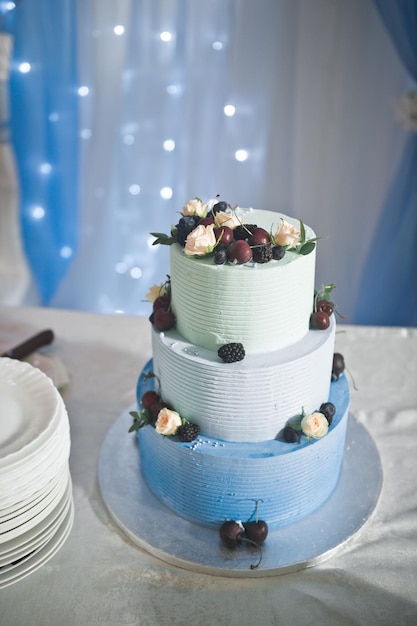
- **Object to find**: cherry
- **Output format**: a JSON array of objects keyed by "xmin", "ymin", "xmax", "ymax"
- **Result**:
[
  {"xmin": 153, "ymin": 295, "xmax": 170, "ymax": 312},
  {"xmin": 244, "ymin": 520, "xmax": 268, "ymax": 545},
  {"xmin": 332, "ymin": 353, "xmax": 345, "ymax": 380},
  {"xmin": 310, "ymin": 311, "xmax": 330, "ymax": 330},
  {"xmin": 199, "ymin": 217, "xmax": 214, "ymax": 226},
  {"xmin": 149, "ymin": 400, "xmax": 168, "ymax": 423},
  {"xmin": 219, "ymin": 520, "xmax": 244, "ymax": 548},
  {"xmin": 153, "ymin": 308, "xmax": 175, "ymax": 331},
  {"xmin": 316, "ymin": 299, "xmax": 334, "ymax": 316},
  {"xmin": 141, "ymin": 390, "xmax": 160, "ymax": 410},
  {"xmin": 227, "ymin": 240, "xmax": 253, "ymax": 264},
  {"xmin": 249, "ymin": 228, "xmax": 270, "ymax": 246},
  {"xmin": 214, "ymin": 226, "xmax": 234, "ymax": 245}
]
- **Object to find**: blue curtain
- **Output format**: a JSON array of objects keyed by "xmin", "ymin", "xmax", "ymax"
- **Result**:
[
  {"xmin": 3, "ymin": 0, "xmax": 79, "ymax": 304},
  {"xmin": 356, "ymin": 0, "xmax": 417, "ymax": 326}
]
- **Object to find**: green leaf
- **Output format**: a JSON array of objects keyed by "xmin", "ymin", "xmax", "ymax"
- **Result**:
[
  {"xmin": 299, "ymin": 241, "xmax": 316, "ymax": 255},
  {"xmin": 299, "ymin": 219, "xmax": 306, "ymax": 244},
  {"xmin": 128, "ymin": 410, "xmax": 149, "ymax": 433},
  {"xmin": 150, "ymin": 232, "xmax": 176, "ymax": 246}
]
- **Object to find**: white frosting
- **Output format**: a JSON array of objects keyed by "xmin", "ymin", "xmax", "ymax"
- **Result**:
[
  {"xmin": 152, "ymin": 318, "xmax": 335, "ymax": 442},
  {"xmin": 170, "ymin": 209, "xmax": 316, "ymax": 353}
]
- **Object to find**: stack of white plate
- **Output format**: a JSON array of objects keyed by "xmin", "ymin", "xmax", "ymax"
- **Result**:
[{"xmin": 0, "ymin": 357, "xmax": 74, "ymax": 588}]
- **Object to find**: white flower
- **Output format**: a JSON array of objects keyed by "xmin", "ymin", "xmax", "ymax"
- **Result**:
[
  {"xmin": 184, "ymin": 223, "xmax": 216, "ymax": 256},
  {"xmin": 214, "ymin": 211, "xmax": 241, "ymax": 230},
  {"xmin": 273, "ymin": 219, "xmax": 300, "ymax": 248},
  {"xmin": 182, "ymin": 198, "xmax": 208, "ymax": 218},
  {"xmin": 145, "ymin": 283, "xmax": 166, "ymax": 304},
  {"xmin": 155, "ymin": 408, "xmax": 182, "ymax": 436},
  {"xmin": 300, "ymin": 412, "xmax": 329, "ymax": 439}
]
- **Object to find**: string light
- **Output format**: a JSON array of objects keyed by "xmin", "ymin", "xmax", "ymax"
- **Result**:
[
  {"xmin": 113, "ymin": 25, "xmax": 125, "ymax": 35},
  {"xmin": 235, "ymin": 149, "xmax": 249, "ymax": 162},
  {"xmin": 39, "ymin": 163, "xmax": 52, "ymax": 174},
  {"xmin": 160, "ymin": 187, "xmax": 173, "ymax": 199},
  {"xmin": 130, "ymin": 267, "xmax": 143, "ymax": 279},
  {"xmin": 60, "ymin": 246, "xmax": 73, "ymax": 259},
  {"xmin": 224, "ymin": 105, "xmax": 235, "ymax": 117},
  {"xmin": 163, "ymin": 139, "xmax": 175, "ymax": 151},
  {"xmin": 212, "ymin": 41, "xmax": 223, "ymax": 50},
  {"xmin": 128, "ymin": 184, "xmax": 140, "ymax": 195},
  {"xmin": 160, "ymin": 31, "xmax": 172, "ymax": 42},
  {"xmin": 78, "ymin": 86, "xmax": 89, "ymax": 97},
  {"xmin": 30, "ymin": 205, "xmax": 45, "ymax": 220},
  {"xmin": 18, "ymin": 62, "xmax": 31, "ymax": 73}
]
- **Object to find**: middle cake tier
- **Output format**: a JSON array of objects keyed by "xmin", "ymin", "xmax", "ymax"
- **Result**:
[{"xmin": 151, "ymin": 318, "xmax": 335, "ymax": 443}]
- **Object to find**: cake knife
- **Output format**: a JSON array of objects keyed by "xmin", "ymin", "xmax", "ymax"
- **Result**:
[{"xmin": 1, "ymin": 329, "xmax": 55, "ymax": 360}]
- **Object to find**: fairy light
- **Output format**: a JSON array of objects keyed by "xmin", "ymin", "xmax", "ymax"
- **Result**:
[
  {"xmin": 160, "ymin": 31, "xmax": 172, "ymax": 42},
  {"xmin": 163, "ymin": 139, "xmax": 175, "ymax": 151},
  {"xmin": 60, "ymin": 246, "xmax": 73, "ymax": 259},
  {"xmin": 18, "ymin": 62, "xmax": 31, "ymax": 73},
  {"xmin": 39, "ymin": 163, "xmax": 52, "ymax": 175},
  {"xmin": 78, "ymin": 86, "xmax": 89, "ymax": 97},
  {"xmin": 160, "ymin": 187, "xmax": 173, "ymax": 199},
  {"xmin": 235, "ymin": 149, "xmax": 249, "ymax": 162},
  {"xmin": 224, "ymin": 105, "xmax": 235, "ymax": 117},
  {"xmin": 128, "ymin": 184, "xmax": 141, "ymax": 195},
  {"xmin": 31, "ymin": 205, "xmax": 45, "ymax": 220},
  {"xmin": 113, "ymin": 25, "xmax": 125, "ymax": 35}
]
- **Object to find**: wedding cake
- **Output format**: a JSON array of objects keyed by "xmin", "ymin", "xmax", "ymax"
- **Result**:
[{"xmin": 131, "ymin": 198, "xmax": 349, "ymax": 533}]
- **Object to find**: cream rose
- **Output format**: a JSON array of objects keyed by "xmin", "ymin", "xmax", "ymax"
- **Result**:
[
  {"xmin": 184, "ymin": 223, "xmax": 216, "ymax": 256},
  {"xmin": 214, "ymin": 211, "xmax": 241, "ymax": 230},
  {"xmin": 182, "ymin": 198, "xmax": 207, "ymax": 218},
  {"xmin": 145, "ymin": 283, "xmax": 165, "ymax": 304},
  {"xmin": 301, "ymin": 412, "xmax": 329, "ymax": 439},
  {"xmin": 273, "ymin": 219, "xmax": 300, "ymax": 248},
  {"xmin": 155, "ymin": 408, "xmax": 182, "ymax": 436}
]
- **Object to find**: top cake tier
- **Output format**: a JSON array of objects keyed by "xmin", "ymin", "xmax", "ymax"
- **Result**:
[{"xmin": 170, "ymin": 209, "xmax": 316, "ymax": 354}]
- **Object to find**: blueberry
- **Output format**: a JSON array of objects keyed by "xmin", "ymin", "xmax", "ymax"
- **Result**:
[
  {"xmin": 272, "ymin": 245, "xmax": 285, "ymax": 260},
  {"xmin": 283, "ymin": 424, "xmax": 301, "ymax": 443},
  {"xmin": 214, "ymin": 249, "xmax": 227, "ymax": 265},
  {"xmin": 212, "ymin": 201, "xmax": 228, "ymax": 214},
  {"xmin": 319, "ymin": 402, "xmax": 336, "ymax": 425}
]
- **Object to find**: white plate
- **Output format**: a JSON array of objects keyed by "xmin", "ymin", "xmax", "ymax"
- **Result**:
[
  {"xmin": 0, "ymin": 476, "xmax": 72, "ymax": 561},
  {"xmin": 0, "ymin": 496, "xmax": 74, "ymax": 588},
  {"xmin": 0, "ymin": 467, "xmax": 71, "ymax": 544},
  {"xmin": 0, "ymin": 482, "xmax": 73, "ymax": 569},
  {"xmin": 0, "ymin": 465, "xmax": 69, "ymax": 534},
  {"xmin": 0, "ymin": 358, "xmax": 61, "ymax": 463},
  {"xmin": 0, "ymin": 424, "xmax": 70, "ymax": 509},
  {"xmin": 0, "ymin": 398, "xmax": 68, "ymax": 476}
]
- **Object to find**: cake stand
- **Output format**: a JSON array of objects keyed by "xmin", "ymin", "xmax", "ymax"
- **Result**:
[{"xmin": 97, "ymin": 408, "xmax": 382, "ymax": 578}]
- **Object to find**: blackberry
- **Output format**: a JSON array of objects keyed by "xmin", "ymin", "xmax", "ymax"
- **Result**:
[
  {"xmin": 214, "ymin": 248, "xmax": 227, "ymax": 265},
  {"xmin": 177, "ymin": 422, "xmax": 200, "ymax": 442},
  {"xmin": 283, "ymin": 424, "xmax": 301, "ymax": 443},
  {"xmin": 252, "ymin": 245, "xmax": 273, "ymax": 264},
  {"xmin": 233, "ymin": 224, "xmax": 258, "ymax": 242},
  {"xmin": 319, "ymin": 402, "xmax": 336, "ymax": 425},
  {"xmin": 176, "ymin": 215, "xmax": 200, "ymax": 246},
  {"xmin": 272, "ymin": 245, "xmax": 285, "ymax": 260},
  {"xmin": 218, "ymin": 342, "xmax": 245, "ymax": 363}
]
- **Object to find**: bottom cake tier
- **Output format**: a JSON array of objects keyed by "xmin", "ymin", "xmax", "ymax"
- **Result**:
[{"xmin": 136, "ymin": 362, "xmax": 350, "ymax": 529}]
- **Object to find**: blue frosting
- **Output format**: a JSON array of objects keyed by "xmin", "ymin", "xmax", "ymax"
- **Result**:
[{"xmin": 136, "ymin": 361, "xmax": 350, "ymax": 529}]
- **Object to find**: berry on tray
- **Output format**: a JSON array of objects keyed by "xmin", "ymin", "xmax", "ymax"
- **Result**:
[{"xmin": 218, "ymin": 343, "xmax": 246, "ymax": 363}]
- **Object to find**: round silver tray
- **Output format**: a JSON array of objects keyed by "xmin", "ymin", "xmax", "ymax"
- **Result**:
[{"xmin": 98, "ymin": 409, "xmax": 382, "ymax": 577}]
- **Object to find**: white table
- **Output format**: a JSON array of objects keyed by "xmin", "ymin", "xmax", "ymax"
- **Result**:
[{"xmin": 1, "ymin": 305, "xmax": 417, "ymax": 625}]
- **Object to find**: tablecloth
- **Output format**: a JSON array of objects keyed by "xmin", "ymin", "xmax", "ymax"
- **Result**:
[{"xmin": 0, "ymin": 305, "xmax": 416, "ymax": 626}]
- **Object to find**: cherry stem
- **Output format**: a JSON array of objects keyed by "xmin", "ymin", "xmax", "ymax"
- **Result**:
[{"xmin": 241, "ymin": 537, "xmax": 263, "ymax": 569}]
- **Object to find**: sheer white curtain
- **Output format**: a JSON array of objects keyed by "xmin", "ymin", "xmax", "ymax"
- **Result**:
[{"xmin": 51, "ymin": 0, "xmax": 407, "ymax": 323}]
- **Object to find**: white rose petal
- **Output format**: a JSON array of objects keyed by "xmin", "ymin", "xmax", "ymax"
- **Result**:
[
  {"xmin": 300, "ymin": 412, "xmax": 329, "ymax": 439},
  {"xmin": 182, "ymin": 198, "xmax": 207, "ymax": 218},
  {"xmin": 184, "ymin": 224, "xmax": 216, "ymax": 256},
  {"xmin": 155, "ymin": 408, "xmax": 182, "ymax": 436},
  {"xmin": 273, "ymin": 219, "xmax": 300, "ymax": 248},
  {"xmin": 214, "ymin": 211, "xmax": 241, "ymax": 230}
]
